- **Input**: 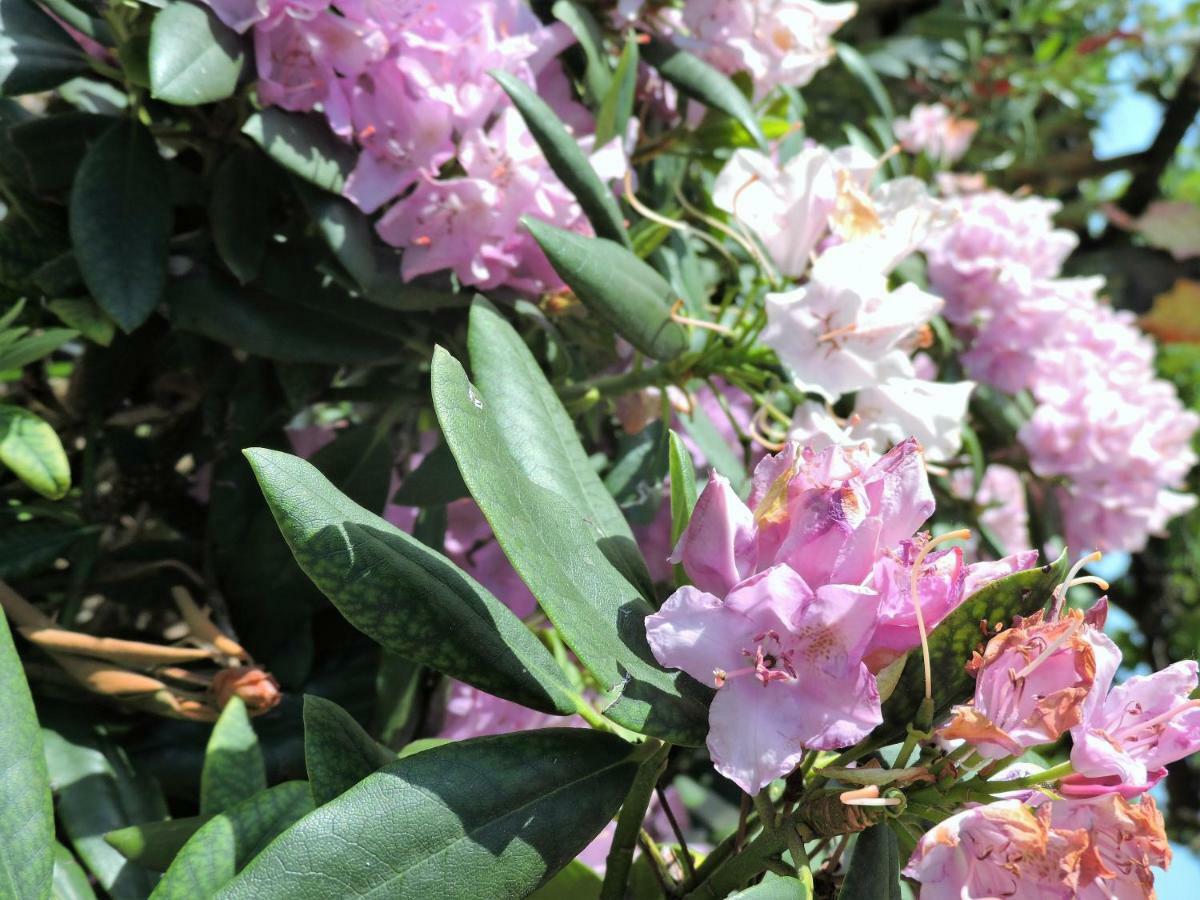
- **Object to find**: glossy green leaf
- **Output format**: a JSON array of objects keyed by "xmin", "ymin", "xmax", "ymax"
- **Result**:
[
  {"xmin": 522, "ymin": 217, "xmax": 687, "ymax": 361},
  {"xmin": 492, "ymin": 70, "xmax": 630, "ymax": 248},
  {"xmin": 668, "ymin": 430, "xmax": 697, "ymax": 546},
  {"xmin": 0, "ymin": 404, "xmax": 71, "ymax": 499},
  {"xmin": 245, "ymin": 448, "xmax": 578, "ymax": 715},
  {"xmin": 105, "ymin": 816, "xmax": 210, "ymax": 873},
  {"xmin": 43, "ymin": 718, "xmax": 167, "ymax": 900},
  {"xmin": 731, "ymin": 874, "xmax": 811, "ymax": 900},
  {"xmin": 605, "ymin": 419, "xmax": 668, "ymax": 523},
  {"xmin": 0, "ymin": 609, "xmax": 54, "ymax": 900},
  {"xmin": 201, "ymin": 697, "xmax": 266, "ymax": 816},
  {"xmin": 432, "ymin": 347, "xmax": 711, "ymax": 744},
  {"xmin": 38, "ymin": 0, "xmax": 111, "ymax": 44},
  {"xmin": 837, "ymin": 824, "xmax": 900, "ymax": 900},
  {"xmin": 243, "ymin": 108, "xmax": 355, "ymax": 193},
  {"xmin": 530, "ymin": 860, "xmax": 602, "ymax": 900},
  {"xmin": 878, "ymin": 551, "xmax": 1070, "ymax": 739},
  {"xmin": 152, "ymin": 783, "xmax": 314, "ymax": 900},
  {"xmin": 468, "ymin": 297, "xmax": 652, "ymax": 598},
  {"xmin": 594, "ymin": 32, "xmax": 638, "ymax": 148},
  {"xmin": 149, "ymin": 1, "xmax": 244, "ymax": 105},
  {"xmin": 0, "ymin": 326, "xmax": 77, "ymax": 371},
  {"xmin": 219, "ymin": 730, "xmax": 641, "ymax": 900},
  {"xmin": 641, "ymin": 37, "xmax": 766, "ymax": 149},
  {"xmin": 69, "ymin": 119, "xmax": 172, "ymax": 332},
  {"xmin": 51, "ymin": 842, "xmax": 96, "ymax": 900},
  {"xmin": 210, "ymin": 146, "xmax": 274, "ymax": 283},
  {"xmin": 303, "ymin": 695, "xmax": 394, "ymax": 806},
  {"xmin": 0, "ymin": 0, "xmax": 88, "ymax": 96},
  {"xmin": 390, "ymin": 438, "xmax": 468, "ymax": 507},
  {"xmin": 9, "ymin": 111, "xmax": 114, "ymax": 192},
  {"xmin": 48, "ymin": 299, "xmax": 114, "ymax": 347},
  {"xmin": 0, "ymin": 519, "xmax": 91, "ymax": 578},
  {"xmin": 550, "ymin": 1, "xmax": 611, "ymax": 103}
]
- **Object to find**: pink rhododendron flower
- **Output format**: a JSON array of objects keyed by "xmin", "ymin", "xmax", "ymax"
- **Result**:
[
  {"xmin": 893, "ymin": 102, "xmax": 979, "ymax": 163},
  {"xmin": 1069, "ymin": 658, "xmax": 1200, "ymax": 797},
  {"xmin": 668, "ymin": 471, "xmax": 757, "ymax": 596},
  {"xmin": 678, "ymin": 0, "xmax": 857, "ymax": 99},
  {"xmin": 903, "ymin": 799, "xmax": 1089, "ymax": 899},
  {"xmin": 940, "ymin": 608, "xmax": 1111, "ymax": 759},
  {"xmin": 849, "ymin": 376, "xmax": 975, "ymax": 463},
  {"xmin": 436, "ymin": 680, "xmax": 584, "ymax": 741},
  {"xmin": 950, "ymin": 465, "xmax": 1031, "ymax": 557},
  {"xmin": 1049, "ymin": 794, "xmax": 1170, "ymax": 899},
  {"xmin": 645, "ymin": 565, "xmax": 882, "ymax": 793}
]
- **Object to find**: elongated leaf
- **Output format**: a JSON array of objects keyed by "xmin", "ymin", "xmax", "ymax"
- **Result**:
[
  {"xmin": 492, "ymin": 70, "xmax": 629, "ymax": 248},
  {"xmin": 245, "ymin": 448, "xmax": 578, "ymax": 715},
  {"xmin": 731, "ymin": 875, "xmax": 810, "ymax": 900},
  {"xmin": 523, "ymin": 217, "xmax": 687, "ymax": 361},
  {"xmin": 105, "ymin": 816, "xmax": 210, "ymax": 872},
  {"xmin": 0, "ymin": 404, "xmax": 71, "ymax": 499},
  {"xmin": 9, "ymin": 111, "xmax": 114, "ymax": 192},
  {"xmin": 0, "ymin": 519, "xmax": 90, "ymax": 578},
  {"xmin": 151, "ymin": 783, "xmax": 313, "ymax": 899},
  {"xmin": 642, "ymin": 37, "xmax": 766, "ymax": 149},
  {"xmin": 878, "ymin": 551, "xmax": 1070, "ymax": 739},
  {"xmin": 0, "ymin": 609, "xmax": 54, "ymax": 900},
  {"xmin": 219, "ymin": 730, "xmax": 640, "ymax": 900},
  {"xmin": 51, "ymin": 842, "xmax": 96, "ymax": 900},
  {"xmin": 201, "ymin": 697, "xmax": 266, "ymax": 816},
  {"xmin": 432, "ymin": 348, "xmax": 710, "ymax": 744},
  {"xmin": 243, "ymin": 108, "xmax": 354, "ymax": 193},
  {"xmin": 0, "ymin": 0, "xmax": 88, "ymax": 96},
  {"xmin": 47, "ymin": 299, "xmax": 113, "ymax": 347},
  {"xmin": 69, "ymin": 119, "xmax": 172, "ymax": 331},
  {"xmin": 43, "ymin": 718, "xmax": 167, "ymax": 900},
  {"xmin": 668, "ymin": 430, "xmax": 697, "ymax": 546},
  {"xmin": 551, "ymin": 0, "xmax": 611, "ymax": 103},
  {"xmin": 209, "ymin": 146, "xmax": 274, "ymax": 283},
  {"xmin": 0, "ymin": 327, "xmax": 77, "ymax": 370},
  {"xmin": 834, "ymin": 43, "xmax": 896, "ymax": 128},
  {"xmin": 468, "ymin": 297, "xmax": 652, "ymax": 597},
  {"xmin": 38, "ymin": 0, "xmax": 111, "ymax": 43},
  {"xmin": 838, "ymin": 824, "xmax": 900, "ymax": 900},
  {"xmin": 594, "ymin": 33, "xmax": 637, "ymax": 147},
  {"xmin": 530, "ymin": 860, "xmax": 602, "ymax": 900},
  {"xmin": 150, "ymin": 1, "xmax": 244, "ymax": 105},
  {"xmin": 303, "ymin": 695, "xmax": 394, "ymax": 806}
]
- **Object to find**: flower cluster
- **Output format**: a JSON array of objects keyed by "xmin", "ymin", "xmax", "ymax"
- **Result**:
[
  {"xmin": 893, "ymin": 102, "xmax": 979, "ymax": 164},
  {"xmin": 905, "ymin": 593, "xmax": 1199, "ymax": 897},
  {"xmin": 645, "ymin": 438, "xmax": 1032, "ymax": 792},
  {"xmin": 202, "ymin": 0, "xmax": 622, "ymax": 294},
  {"xmin": 924, "ymin": 187, "xmax": 1200, "ymax": 551},
  {"xmin": 713, "ymin": 144, "xmax": 974, "ymax": 461}
]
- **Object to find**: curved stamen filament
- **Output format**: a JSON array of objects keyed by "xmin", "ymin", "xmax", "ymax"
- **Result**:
[
  {"xmin": 1051, "ymin": 551, "xmax": 1104, "ymax": 618},
  {"xmin": 1014, "ymin": 616, "xmax": 1084, "ymax": 681},
  {"xmin": 911, "ymin": 529, "xmax": 972, "ymax": 703}
]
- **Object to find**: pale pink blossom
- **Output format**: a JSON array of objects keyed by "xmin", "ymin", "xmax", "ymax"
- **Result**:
[
  {"xmin": 893, "ymin": 102, "xmax": 978, "ymax": 163},
  {"xmin": 848, "ymin": 376, "xmax": 975, "ymax": 463},
  {"xmin": 669, "ymin": 471, "xmax": 757, "ymax": 596},
  {"xmin": 646, "ymin": 565, "xmax": 881, "ymax": 793},
  {"xmin": 1049, "ymin": 795, "xmax": 1170, "ymax": 900}
]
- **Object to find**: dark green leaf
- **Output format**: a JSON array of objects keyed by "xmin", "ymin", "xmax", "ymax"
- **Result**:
[
  {"xmin": 522, "ymin": 218, "xmax": 687, "ymax": 361},
  {"xmin": 38, "ymin": 0, "xmax": 111, "ymax": 44},
  {"xmin": 530, "ymin": 860, "xmax": 602, "ymax": 900},
  {"xmin": 834, "ymin": 43, "xmax": 896, "ymax": 126},
  {"xmin": 245, "ymin": 448, "xmax": 578, "ymax": 715},
  {"xmin": 391, "ymin": 438, "xmax": 468, "ymax": 507},
  {"xmin": 51, "ymin": 842, "xmax": 96, "ymax": 900},
  {"xmin": 594, "ymin": 33, "xmax": 637, "ymax": 148},
  {"xmin": 43, "ymin": 717, "xmax": 167, "ymax": 900},
  {"xmin": 374, "ymin": 653, "xmax": 428, "ymax": 749},
  {"xmin": 468, "ymin": 297, "xmax": 652, "ymax": 597},
  {"xmin": 200, "ymin": 697, "xmax": 266, "ymax": 816},
  {"xmin": 0, "ymin": 609, "xmax": 54, "ymax": 900},
  {"xmin": 218, "ymin": 730, "xmax": 640, "ymax": 900},
  {"xmin": 149, "ymin": 0, "xmax": 245, "ymax": 105},
  {"xmin": 641, "ymin": 38, "xmax": 766, "ymax": 149},
  {"xmin": 604, "ymin": 419, "xmax": 668, "ymax": 523},
  {"xmin": 0, "ymin": 519, "xmax": 90, "ymax": 578},
  {"xmin": 163, "ymin": 269, "xmax": 399, "ymax": 364},
  {"xmin": 47, "ymin": 298, "xmax": 115, "ymax": 347},
  {"xmin": 104, "ymin": 816, "xmax": 210, "ymax": 873},
  {"xmin": 837, "ymin": 825, "xmax": 900, "ymax": 900},
  {"xmin": 151, "ymin": 783, "xmax": 314, "ymax": 899},
  {"xmin": 492, "ymin": 70, "xmax": 630, "ymax": 248},
  {"xmin": 209, "ymin": 146, "xmax": 274, "ymax": 283},
  {"xmin": 303, "ymin": 695, "xmax": 394, "ymax": 806},
  {"xmin": 668, "ymin": 430, "xmax": 697, "ymax": 546},
  {"xmin": 550, "ymin": 1, "xmax": 611, "ymax": 104},
  {"xmin": 731, "ymin": 874, "xmax": 811, "ymax": 900},
  {"xmin": 878, "ymin": 551, "xmax": 1070, "ymax": 740},
  {"xmin": 243, "ymin": 108, "xmax": 355, "ymax": 193},
  {"xmin": 432, "ymin": 348, "xmax": 710, "ymax": 744},
  {"xmin": 0, "ymin": 404, "xmax": 71, "ymax": 499},
  {"xmin": 0, "ymin": 0, "xmax": 88, "ymax": 96},
  {"xmin": 8, "ymin": 111, "xmax": 114, "ymax": 192},
  {"xmin": 69, "ymin": 119, "xmax": 172, "ymax": 331}
]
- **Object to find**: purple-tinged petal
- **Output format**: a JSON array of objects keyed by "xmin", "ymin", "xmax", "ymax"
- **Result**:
[
  {"xmin": 645, "ymin": 586, "xmax": 757, "ymax": 686},
  {"xmin": 670, "ymin": 471, "xmax": 757, "ymax": 596}
]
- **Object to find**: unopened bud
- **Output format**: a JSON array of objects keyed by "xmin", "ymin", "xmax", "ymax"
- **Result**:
[{"xmin": 210, "ymin": 666, "xmax": 281, "ymax": 714}]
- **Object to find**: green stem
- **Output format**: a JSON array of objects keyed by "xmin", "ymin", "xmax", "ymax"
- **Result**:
[
  {"xmin": 558, "ymin": 360, "xmax": 681, "ymax": 400},
  {"xmin": 600, "ymin": 739, "xmax": 671, "ymax": 900},
  {"xmin": 977, "ymin": 760, "xmax": 1073, "ymax": 792},
  {"xmin": 683, "ymin": 827, "xmax": 789, "ymax": 900}
]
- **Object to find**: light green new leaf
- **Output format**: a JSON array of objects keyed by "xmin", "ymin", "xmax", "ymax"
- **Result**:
[
  {"xmin": 47, "ymin": 299, "xmax": 113, "ymax": 347},
  {"xmin": 303, "ymin": 695, "xmax": 394, "ymax": 806},
  {"xmin": 668, "ymin": 430, "xmax": 697, "ymax": 546},
  {"xmin": 149, "ymin": 1, "xmax": 245, "ymax": 105},
  {"xmin": 550, "ymin": 1, "xmax": 610, "ymax": 103},
  {"xmin": 105, "ymin": 816, "xmax": 210, "ymax": 872},
  {"xmin": 0, "ymin": 611, "xmax": 54, "ymax": 900},
  {"xmin": 69, "ymin": 119, "xmax": 172, "ymax": 332},
  {"xmin": 594, "ymin": 32, "xmax": 638, "ymax": 148},
  {"xmin": 468, "ymin": 298, "xmax": 652, "ymax": 598},
  {"xmin": 243, "ymin": 108, "xmax": 355, "ymax": 193},
  {"xmin": 201, "ymin": 697, "xmax": 266, "ymax": 816},
  {"xmin": 51, "ymin": 842, "xmax": 96, "ymax": 900},
  {"xmin": 245, "ymin": 448, "xmax": 578, "ymax": 715},
  {"xmin": 432, "ymin": 347, "xmax": 711, "ymax": 745},
  {"xmin": 0, "ymin": 0, "xmax": 88, "ymax": 96},
  {"xmin": 151, "ymin": 783, "xmax": 313, "ymax": 899},
  {"xmin": 218, "ymin": 730, "xmax": 640, "ymax": 900},
  {"xmin": 0, "ymin": 404, "xmax": 71, "ymax": 499},
  {"xmin": 530, "ymin": 860, "xmax": 602, "ymax": 900},
  {"xmin": 731, "ymin": 874, "xmax": 811, "ymax": 900}
]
